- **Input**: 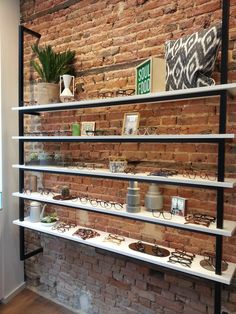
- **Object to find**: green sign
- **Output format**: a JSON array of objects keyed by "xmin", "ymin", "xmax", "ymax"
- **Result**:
[{"xmin": 136, "ymin": 59, "xmax": 151, "ymax": 95}]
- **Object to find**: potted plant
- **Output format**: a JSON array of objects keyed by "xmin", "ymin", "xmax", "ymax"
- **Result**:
[
  {"xmin": 31, "ymin": 44, "xmax": 75, "ymax": 105},
  {"xmin": 38, "ymin": 152, "xmax": 53, "ymax": 166},
  {"xmin": 27, "ymin": 152, "xmax": 39, "ymax": 165}
]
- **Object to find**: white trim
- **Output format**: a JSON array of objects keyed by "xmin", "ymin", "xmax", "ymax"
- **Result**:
[{"xmin": 1, "ymin": 282, "xmax": 26, "ymax": 304}]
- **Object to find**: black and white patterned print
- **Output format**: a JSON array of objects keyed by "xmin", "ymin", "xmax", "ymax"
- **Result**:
[{"xmin": 165, "ymin": 24, "xmax": 221, "ymax": 91}]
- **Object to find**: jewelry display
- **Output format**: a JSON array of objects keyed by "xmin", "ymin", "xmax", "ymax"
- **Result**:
[
  {"xmin": 168, "ymin": 249, "xmax": 195, "ymax": 268},
  {"xmin": 103, "ymin": 234, "xmax": 125, "ymax": 245},
  {"xmin": 185, "ymin": 213, "xmax": 216, "ymax": 227},
  {"xmin": 129, "ymin": 241, "xmax": 170, "ymax": 257},
  {"xmin": 73, "ymin": 228, "xmax": 100, "ymax": 240},
  {"xmin": 52, "ymin": 222, "xmax": 77, "ymax": 233},
  {"xmin": 152, "ymin": 210, "xmax": 172, "ymax": 220},
  {"xmin": 200, "ymin": 252, "xmax": 228, "ymax": 272}
]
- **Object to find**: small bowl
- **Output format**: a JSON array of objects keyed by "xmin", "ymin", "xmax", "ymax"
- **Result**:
[{"xmin": 40, "ymin": 217, "xmax": 58, "ymax": 227}]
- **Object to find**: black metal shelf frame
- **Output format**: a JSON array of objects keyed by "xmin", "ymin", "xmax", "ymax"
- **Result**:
[
  {"xmin": 15, "ymin": 136, "xmax": 234, "ymax": 143},
  {"xmin": 17, "ymin": 2, "xmax": 231, "ymax": 313}
]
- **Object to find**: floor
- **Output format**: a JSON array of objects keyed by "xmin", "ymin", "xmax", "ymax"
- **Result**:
[{"xmin": 0, "ymin": 289, "xmax": 75, "ymax": 314}]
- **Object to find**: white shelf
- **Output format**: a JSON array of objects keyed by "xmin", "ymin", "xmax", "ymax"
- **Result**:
[
  {"xmin": 12, "ymin": 83, "xmax": 236, "ymax": 112},
  {"xmin": 13, "ymin": 217, "xmax": 236, "ymax": 285},
  {"xmin": 13, "ymin": 192, "xmax": 236, "ymax": 237},
  {"xmin": 12, "ymin": 134, "xmax": 236, "ymax": 141},
  {"xmin": 12, "ymin": 164, "xmax": 236, "ymax": 188}
]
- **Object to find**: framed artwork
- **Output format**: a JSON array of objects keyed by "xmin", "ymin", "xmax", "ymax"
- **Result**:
[
  {"xmin": 81, "ymin": 122, "xmax": 96, "ymax": 136},
  {"xmin": 122, "ymin": 113, "xmax": 140, "ymax": 135},
  {"xmin": 171, "ymin": 196, "xmax": 187, "ymax": 216}
]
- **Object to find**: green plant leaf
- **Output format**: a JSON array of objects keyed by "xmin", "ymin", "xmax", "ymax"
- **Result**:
[{"xmin": 31, "ymin": 44, "xmax": 75, "ymax": 83}]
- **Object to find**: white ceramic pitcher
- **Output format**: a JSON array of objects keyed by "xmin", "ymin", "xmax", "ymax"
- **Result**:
[{"xmin": 28, "ymin": 201, "xmax": 47, "ymax": 223}]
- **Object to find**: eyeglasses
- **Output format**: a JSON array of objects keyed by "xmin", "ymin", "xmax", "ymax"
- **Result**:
[
  {"xmin": 66, "ymin": 162, "xmax": 105, "ymax": 170},
  {"xmin": 97, "ymin": 89, "xmax": 135, "ymax": 99},
  {"xmin": 200, "ymin": 251, "xmax": 228, "ymax": 272},
  {"xmin": 71, "ymin": 195, "xmax": 124, "ymax": 211},
  {"xmin": 22, "ymin": 188, "xmax": 32, "ymax": 195},
  {"xmin": 182, "ymin": 168, "xmax": 217, "ymax": 181},
  {"xmin": 73, "ymin": 228, "xmax": 100, "ymax": 240},
  {"xmin": 38, "ymin": 188, "xmax": 51, "ymax": 195},
  {"xmin": 24, "ymin": 130, "xmax": 71, "ymax": 136},
  {"xmin": 166, "ymin": 127, "xmax": 189, "ymax": 134},
  {"xmin": 52, "ymin": 222, "xmax": 77, "ymax": 233},
  {"xmin": 200, "ymin": 129, "xmax": 213, "ymax": 134},
  {"xmin": 135, "ymin": 240, "xmax": 145, "ymax": 252},
  {"xmin": 85, "ymin": 130, "xmax": 117, "ymax": 136},
  {"xmin": 152, "ymin": 245, "xmax": 170, "ymax": 257},
  {"xmin": 135, "ymin": 127, "xmax": 159, "ymax": 136},
  {"xmin": 124, "ymin": 166, "xmax": 138, "ymax": 174},
  {"xmin": 103, "ymin": 233, "xmax": 125, "ymax": 245},
  {"xmin": 168, "ymin": 249, "xmax": 195, "ymax": 268},
  {"xmin": 149, "ymin": 169, "xmax": 178, "ymax": 177},
  {"xmin": 152, "ymin": 210, "xmax": 172, "ymax": 220},
  {"xmin": 185, "ymin": 213, "xmax": 216, "ymax": 227}
]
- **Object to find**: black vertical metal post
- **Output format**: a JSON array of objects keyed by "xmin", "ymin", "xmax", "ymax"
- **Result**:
[
  {"xmin": 18, "ymin": 25, "xmax": 41, "ymax": 260},
  {"xmin": 214, "ymin": 1, "xmax": 230, "ymax": 313}
]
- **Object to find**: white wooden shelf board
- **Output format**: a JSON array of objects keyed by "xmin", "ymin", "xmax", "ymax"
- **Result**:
[
  {"xmin": 12, "ymin": 83, "xmax": 236, "ymax": 112},
  {"xmin": 12, "ymin": 164, "xmax": 236, "ymax": 188},
  {"xmin": 12, "ymin": 134, "xmax": 236, "ymax": 140},
  {"xmin": 12, "ymin": 192, "xmax": 236, "ymax": 237},
  {"xmin": 13, "ymin": 217, "xmax": 236, "ymax": 285}
]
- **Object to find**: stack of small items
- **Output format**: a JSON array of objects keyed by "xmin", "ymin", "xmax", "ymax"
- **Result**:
[
  {"xmin": 168, "ymin": 249, "xmax": 195, "ymax": 268},
  {"xmin": 73, "ymin": 228, "xmax": 100, "ymax": 240}
]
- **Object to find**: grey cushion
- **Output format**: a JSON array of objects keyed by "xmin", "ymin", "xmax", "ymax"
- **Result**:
[{"xmin": 165, "ymin": 24, "xmax": 221, "ymax": 90}]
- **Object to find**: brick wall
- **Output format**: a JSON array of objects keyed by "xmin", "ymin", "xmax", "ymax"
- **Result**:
[{"xmin": 20, "ymin": 0, "xmax": 236, "ymax": 313}]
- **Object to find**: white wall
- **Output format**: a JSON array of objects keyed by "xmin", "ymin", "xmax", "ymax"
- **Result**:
[{"xmin": 0, "ymin": 0, "xmax": 24, "ymax": 301}]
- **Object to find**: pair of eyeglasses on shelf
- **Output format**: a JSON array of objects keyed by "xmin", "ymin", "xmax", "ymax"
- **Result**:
[
  {"xmin": 152, "ymin": 245, "xmax": 170, "ymax": 257},
  {"xmin": 148, "ymin": 169, "xmax": 178, "ymax": 177},
  {"xmin": 168, "ymin": 249, "xmax": 195, "ymax": 268},
  {"xmin": 152, "ymin": 210, "xmax": 172, "ymax": 220},
  {"xmin": 24, "ymin": 130, "xmax": 71, "ymax": 136},
  {"xmin": 103, "ymin": 233, "xmax": 125, "ymax": 245},
  {"xmin": 124, "ymin": 166, "xmax": 138, "ymax": 175},
  {"xmin": 135, "ymin": 127, "xmax": 159, "ymax": 136},
  {"xmin": 182, "ymin": 168, "xmax": 217, "ymax": 181},
  {"xmin": 22, "ymin": 188, "xmax": 32, "ymax": 195},
  {"xmin": 67, "ymin": 162, "xmax": 105, "ymax": 170},
  {"xmin": 97, "ymin": 89, "xmax": 135, "ymax": 99},
  {"xmin": 73, "ymin": 228, "xmax": 100, "ymax": 240},
  {"xmin": 71, "ymin": 196, "xmax": 124, "ymax": 210},
  {"xmin": 200, "ymin": 251, "xmax": 228, "ymax": 272},
  {"xmin": 166, "ymin": 127, "xmax": 189, "ymax": 134},
  {"xmin": 52, "ymin": 222, "xmax": 77, "ymax": 233},
  {"xmin": 185, "ymin": 213, "xmax": 216, "ymax": 227},
  {"xmin": 85, "ymin": 130, "xmax": 119, "ymax": 136},
  {"xmin": 22, "ymin": 188, "xmax": 53, "ymax": 196}
]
